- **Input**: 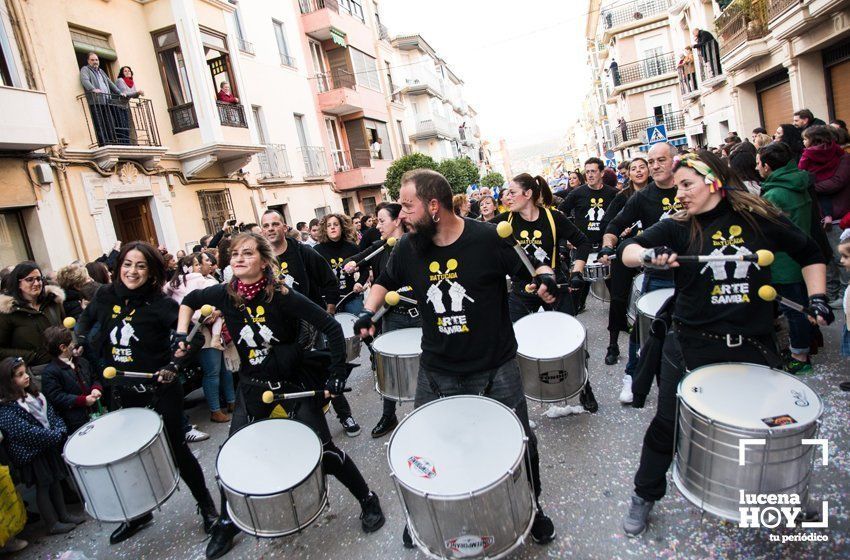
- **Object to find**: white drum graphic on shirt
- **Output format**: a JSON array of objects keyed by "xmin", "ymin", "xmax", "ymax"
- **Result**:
[
  {"xmin": 518, "ymin": 230, "xmax": 549, "ymax": 264},
  {"xmin": 427, "ymin": 259, "xmax": 475, "ymax": 334},
  {"xmin": 587, "ymin": 198, "xmax": 605, "ymax": 231},
  {"xmin": 238, "ymin": 305, "xmax": 278, "ymax": 365},
  {"xmin": 700, "ymin": 226, "xmax": 759, "ymax": 305},
  {"xmin": 659, "ymin": 196, "xmax": 682, "ymax": 221},
  {"xmin": 109, "ymin": 306, "xmax": 138, "ymax": 363}
]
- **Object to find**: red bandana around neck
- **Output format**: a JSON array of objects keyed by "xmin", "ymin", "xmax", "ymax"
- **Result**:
[{"xmin": 235, "ymin": 277, "xmax": 268, "ymax": 301}]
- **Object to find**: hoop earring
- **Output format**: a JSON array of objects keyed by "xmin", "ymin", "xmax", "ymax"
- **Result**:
[{"xmin": 432, "ymin": 213, "xmax": 440, "ymax": 223}]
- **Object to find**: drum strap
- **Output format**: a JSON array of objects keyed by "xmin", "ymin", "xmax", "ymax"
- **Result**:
[
  {"xmin": 673, "ymin": 322, "xmax": 783, "ymax": 369},
  {"xmin": 508, "ymin": 208, "xmax": 558, "ymax": 266}
]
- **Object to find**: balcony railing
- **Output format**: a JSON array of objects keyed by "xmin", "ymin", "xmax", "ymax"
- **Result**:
[
  {"xmin": 612, "ymin": 111, "xmax": 685, "ymax": 146},
  {"xmin": 78, "ymin": 93, "xmax": 162, "ymax": 148},
  {"xmin": 299, "ymin": 146, "xmax": 330, "ymax": 177},
  {"xmin": 238, "ymin": 38, "xmax": 255, "ymax": 55},
  {"xmin": 612, "ymin": 52, "xmax": 676, "ymax": 87},
  {"xmin": 601, "ymin": 0, "xmax": 670, "ymax": 31},
  {"xmin": 346, "ymin": 148, "xmax": 373, "ymax": 169},
  {"xmin": 767, "ymin": 0, "xmax": 798, "ymax": 20},
  {"xmin": 299, "ymin": 0, "xmax": 364, "ymax": 22},
  {"xmin": 316, "ymin": 69, "xmax": 357, "ymax": 93},
  {"xmin": 413, "ymin": 116, "xmax": 457, "ymax": 139},
  {"xmin": 258, "ymin": 144, "xmax": 293, "ymax": 179},
  {"xmin": 379, "ymin": 23, "xmax": 390, "ymax": 40},
  {"xmin": 716, "ymin": 0, "xmax": 769, "ymax": 57},
  {"xmin": 280, "ymin": 53, "xmax": 297, "ymax": 68},
  {"xmin": 216, "ymin": 102, "xmax": 248, "ymax": 128},
  {"xmin": 167, "ymin": 102, "xmax": 198, "ymax": 133}
]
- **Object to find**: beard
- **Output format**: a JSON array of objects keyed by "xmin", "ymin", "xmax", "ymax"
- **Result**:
[{"xmin": 408, "ymin": 214, "xmax": 437, "ymax": 255}]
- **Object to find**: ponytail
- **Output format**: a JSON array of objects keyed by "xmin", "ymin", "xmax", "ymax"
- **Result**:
[
  {"xmin": 534, "ymin": 175, "xmax": 553, "ymax": 207},
  {"xmin": 512, "ymin": 173, "xmax": 553, "ymax": 207}
]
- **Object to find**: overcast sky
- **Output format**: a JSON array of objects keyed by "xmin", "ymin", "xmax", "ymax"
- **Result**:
[{"xmin": 380, "ymin": 0, "xmax": 591, "ymax": 151}]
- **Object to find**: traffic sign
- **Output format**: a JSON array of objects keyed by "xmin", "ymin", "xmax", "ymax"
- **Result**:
[
  {"xmin": 646, "ymin": 124, "xmax": 668, "ymax": 145},
  {"xmin": 604, "ymin": 149, "xmax": 615, "ymax": 159},
  {"xmin": 605, "ymin": 158, "xmax": 617, "ymax": 169}
]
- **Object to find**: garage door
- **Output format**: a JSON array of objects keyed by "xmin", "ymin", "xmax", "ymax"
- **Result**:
[
  {"xmin": 759, "ymin": 80, "xmax": 793, "ymax": 134},
  {"xmin": 830, "ymin": 60, "xmax": 850, "ymax": 124}
]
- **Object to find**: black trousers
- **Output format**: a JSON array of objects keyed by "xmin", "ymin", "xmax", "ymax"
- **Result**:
[
  {"xmin": 118, "ymin": 383, "xmax": 210, "ymax": 509},
  {"xmin": 607, "ymin": 257, "xmax": 637, "ymax": 337},
  {"xmin": 633, "ymin": 331, "xmax": 774, "ymax": 501},
  {"xmin": 508, "ymin": 288, "xmax": 575, "ymax": 323}
]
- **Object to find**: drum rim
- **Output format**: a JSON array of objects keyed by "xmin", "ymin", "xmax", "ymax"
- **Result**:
[
  {"xmin": 514, "ymin": 310, "xmax": 586, "ymax": 360},
  {"xmin": 387, "ymin": 395, "xmax": 528, "ymax": 498},
  {"xmin": 676, "ymin": 362, "xmax": 824, "ymax": 432},
  {"xmin": 63, "ymin": 408, "xmax": 165, "ymax": 468},
  {"xmin": 216, "ymin": 418, "xmax": 323, "ymax": 497},
  {"xmin": 372, "ymin": 327, "xmax": 422, "ymax": 358}
]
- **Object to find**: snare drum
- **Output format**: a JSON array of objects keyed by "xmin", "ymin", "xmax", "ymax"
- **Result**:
[
  {"xmin": 626, "ymin": 272, "xmax": 645, "ymax": 325},
  {"xmin": 586, "ymin": 252, "xmax": 611, "ymax": 302},
  {"xmin": 514, "ymin": 311, "xmax": 587, "ymax": 402},
  {"xmin": 217, "ymin": 419, "xmax": 326, "ymax": 537},
  {"xmin": 388, "ymin": 396, "xmax": 535, "ymax": 559},
  {"xmin": 63, "ymin": 408, "xmax": 179, "ymax": 522},
  {"xmin": 334, "ymin": 312, "xmax": 362, "ymax": 362},
  {"xmin": 673, "ymin": 363, "xmax": 823, "ymax": 520},
  {"xmin": 372, "ymin": 327, "xmax": 422, "ymax": 402},
  {"xmin": 635, "ymin": 288, "xmax": 674, "ymax": 349}
]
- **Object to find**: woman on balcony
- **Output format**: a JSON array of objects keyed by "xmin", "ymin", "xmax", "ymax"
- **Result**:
[
  {"xmin": 115, "ymin": 66, "xmax": 144, "ymax": 98},
  {"xmin": 216, "ymin": 82, "xmax": 239, "ymax": 104}
]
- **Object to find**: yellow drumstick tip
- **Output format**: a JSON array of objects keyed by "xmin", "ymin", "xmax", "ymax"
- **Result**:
[
  {"xmin": 200, "ymin": 304, "xmax": 213, "ymax": 317},
  {"xmin": 261, "ymin": 390, "xmax": 274, "ymax": 404},
  {"xmin": 386, "ymin": 236, "xmax": 397, "ymax": 247},
  {"xmin": 385, "ymin": 291, "xmax": 400, "ymax": 306},
  {"xmin": 757, "ymin": 285, "xmax": 777, "ymax": 302},
  {"xmin": 756, "ymin": 250, "xmax": 774, "ymax": 267},
  {"xmin": 63, "ymin": 317, "xmax": 76, "ymax": 329},
  {"xmin": 496, "ymin": 221, "xmax": 513, "ymax": 239},
  {"xmin": 103, "ymin": 367, "xmax": 117, "ymax": 379}
]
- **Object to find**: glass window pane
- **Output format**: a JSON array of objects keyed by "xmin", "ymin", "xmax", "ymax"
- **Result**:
[
  {"xmin": 200, "ymin": 30, "xmax": 227, "ymax": 50},
  {"xmin": 0, "ymin": 212, "xmax": 31, "ymax": 265}
]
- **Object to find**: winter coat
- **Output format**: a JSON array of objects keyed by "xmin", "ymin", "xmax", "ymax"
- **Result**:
[
  {"xmin": 761, "ymin": 161, "xmax": 813, "ymax": 284},
  {"xmin": 164, "ymin": 273, "xmax": 223, "ymax": 350},
  {"xmin": 810, "ymin": 151, "xmax": 850, "ymax": 220},
  {"xmin": 41, "ymin": 357, "xmax": 101, "ymax": 432},
  {"xmin": 0, "ymin": 397, "xmax": 66, "ymax": 467},
  {"xmin": 62, "ymin": 287, "xmax": 86, "ymax": 320},
  {"xmin": 0, "ymin": 285, "xmax": 66, "ymax": 366}
]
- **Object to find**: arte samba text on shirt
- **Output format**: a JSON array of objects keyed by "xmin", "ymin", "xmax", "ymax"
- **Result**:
[{"xmin": 378, "ymin": 219, "xmax": 527, "ymax": 375}]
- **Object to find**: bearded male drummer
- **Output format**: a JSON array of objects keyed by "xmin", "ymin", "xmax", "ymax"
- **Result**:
[{"xmin": 354, "ymin": 168, "xmax": 558, "ymax": 547}]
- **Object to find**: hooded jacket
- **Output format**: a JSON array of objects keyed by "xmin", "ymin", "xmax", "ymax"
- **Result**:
[
  {"xmin": 0, "ymin": 285, "xmax": 66, "ymax": 366},
  {"xmin": 760, "ymin": 161, "xmax": 813, "ymax": 284}
]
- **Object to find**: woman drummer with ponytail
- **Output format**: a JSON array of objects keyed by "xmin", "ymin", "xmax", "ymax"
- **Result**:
[
  {"xmin": 177, "ymin": 232, "xmax": 384, "ymax": 559},
  {"xmin": 618, "ymin": 150, "xmax": 833, "ymax": 537}
]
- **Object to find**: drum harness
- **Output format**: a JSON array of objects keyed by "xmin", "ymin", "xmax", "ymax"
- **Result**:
[{"xmin": 672, "ymin": 322, "xmax": 784, "ymax": 370}]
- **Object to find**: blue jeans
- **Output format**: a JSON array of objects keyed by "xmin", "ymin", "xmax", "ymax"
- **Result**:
[
  {"xmin": 338, "ymin": 294, "xmax": 364, "ymax": 315},
  {"xmin": 775, "ymin": 282, "xmax": 812, "ymax": 356},
  {"xmin": 198, "ymin": 348, "xmax": 236, "ymax": 412},
  {"xmin": 625, "ymin": 274, "xmax": 675, "ymax": 378}
]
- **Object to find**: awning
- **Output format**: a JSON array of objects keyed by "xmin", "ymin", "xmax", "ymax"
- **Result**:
[
  {"xmin": 70, "ymin": 29, "xmax": 117, "ymax": 61},
  {"xmin": 330, "ymin": 28, "xmax": 347, "ymax": 48},
  {"xmin": 637, "ymin": 136, "xmax": 688, "ymax": 152}
]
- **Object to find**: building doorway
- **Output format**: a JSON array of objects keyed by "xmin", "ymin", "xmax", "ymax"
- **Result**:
[{"xmin": 109, "ymin": 197, "xmax": 158, "ymax": 246}]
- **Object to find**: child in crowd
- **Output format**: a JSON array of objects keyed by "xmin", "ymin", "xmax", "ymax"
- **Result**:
[
  {"xmin": 839, "ymin": 229, "xmax": 850, "ymax": 391},
  {"xmin": 0, "ymin": 357, "xmax": 85, "ymax": 534},
  {"xmin": 41, "ymin": 326, "xmax": 102, "ymax": 433}
]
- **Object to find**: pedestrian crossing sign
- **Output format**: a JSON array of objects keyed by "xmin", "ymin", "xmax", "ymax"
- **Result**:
[
  {"xmin": 605, "ymin": 158, "xmax": 617, "ymax": 169},
  {"xmin": 646, "ymin": 124, "xmax": 668, "ymax": 145}
]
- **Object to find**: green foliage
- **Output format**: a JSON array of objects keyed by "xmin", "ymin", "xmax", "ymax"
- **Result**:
[
  {"xmin": 384, "ymin": 153, "xmax": 439, "ymax": 200},
  {"xmin": 437, "ymin": 157, "xmax": 481, "ymax": 195},
  {"xmin": 480, "ymin": 172, "xmax": 505, "ymax": 190}
]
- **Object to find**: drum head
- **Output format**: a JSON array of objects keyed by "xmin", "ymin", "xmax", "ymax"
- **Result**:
[
  {"xmin": 373, "ymin": 327, "xmax": 422, "ymax": 356},
  {"xmin": 335, "ymin": 313, "xmax": 357, "ymax": 338},
  {"xmin": 514, "ymin": 311, "xmax": 585, "ymax": 360},
  {"xmin": 64, "ymin": 408, "xmax": 162, "ymax": 466},
  {"xmin": 388, "ymin": 396, "xmax": 525, "ymax": 496},
  {"xmin": 217, "ymin": 419, "xmax": 321, "ymax": 495},
  {"xmin": 679, "ymin": 363, "xmax": 823, "ymax": 430},
  {"xmin": 636, "ymin": 288, "xmax": 674, "ymax": 317}
]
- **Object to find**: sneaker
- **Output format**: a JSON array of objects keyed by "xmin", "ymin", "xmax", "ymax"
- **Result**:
[
  {"xmin": 371, "ymin": 414, "xmax": 398, "ymax": 438},
  {"xmin": 604, "ymin": 345, "xmax": 619, "ymax": 365},
  {"xmin": 579, "ymin": 381, "xmax": 598, "ymax": 413},
  {"xmin": 401, "ymin": 525, "xmax": 415, "ymax": 549},
  {"xmin": 186, "ymin": 427, "xmax": 210, "ymax": 443},
  {"xmin": 359, "ymin": 492, "xmax": 385, "ymax": 533},
  {"xmin": 341, "ymin": 416, "xmax": 361, "ymax": 437},
  {"xmin": 618, "ymin": 375, "xmax": 633, "ymax": 404},
  {"xmin": 623, "ymin": 495, "xmax": 654, "ymax": 537},
  {"xmin": 786, "ymin": 358, "xmax": 813, "ymax": 376},
  {"xmin": 529, "ymin": 509, "xmax": 556, "ymax": 544},
  {"xmin": 0, "ymin": 537, "xmax": 28, "ymax": 553}
]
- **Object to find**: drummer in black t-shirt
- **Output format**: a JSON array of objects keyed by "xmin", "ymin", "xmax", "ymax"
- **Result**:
[
  {"xmin": 617, "ymin": 151, "xmax": 833, "ymax": 537},
  {"xmin": 492, "ymin": 173, "xmax": 598, "ymax": 412},
  {"xmin": 355, "ymin": 168, "xmax": 558, "ymax": 548}
]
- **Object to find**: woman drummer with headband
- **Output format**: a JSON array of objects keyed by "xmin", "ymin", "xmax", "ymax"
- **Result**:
[
  {"xmin": 492, "ymin": 174, "xmax": 598, "ymax": 412},
  {"xmin": 176, "ymin": 232, "xmax": 384, "ymax": 559},
  {"xmin": 617, "ymin": 150, "xmax": 833, "ymax": 537},
  {"xmin": 343, "ymin": 202, "xmax": 419, "ymax": 438}
]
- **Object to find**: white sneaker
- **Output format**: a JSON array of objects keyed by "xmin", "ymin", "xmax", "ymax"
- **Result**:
[
  {"xmin": 619, "ymin": 375, "xmax": 633, "ymax": 404},
  {"xmin": 186, "ymin": 427, "xmax": 210, "ymax": 443}
]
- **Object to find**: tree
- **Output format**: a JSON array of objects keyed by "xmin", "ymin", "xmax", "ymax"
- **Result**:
[
  {"xmin": 480, "ymin": 172, "xmax": 505, "ymax": 190},
  {"xmin": 437, "ymin": 157, "xmax": 480, "ymax": 195},
  {"xmin": 384, "ymin": 153, "xmax": 438, "ymax": 200}
]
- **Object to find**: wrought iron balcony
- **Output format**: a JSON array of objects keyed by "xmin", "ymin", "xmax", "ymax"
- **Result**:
[
  {"xmin": 78, "ymin": 93, "xmax": 162, "ymax": 148},
  {"xmin": 299, "ymin": 145, "xmax": 330, "ymax": 177},
  {"xmin": 316, "ymin": 69, "xmax": 357, "ymax": 93},
  {"xmin": 216, "ymin": 102, "xmax": 248, "ymax": 128},
  {"xmin": 612, "ymin": 111, "xmax": 685, "ymax": 146},
  {"xmin": 299, "ymin": 0, "xmax": 364, "ymax": 22},
  {"xmin": 716, "ymin": 0, "xmax": 769, "ymax": 57},
  {"xmin": 167, "ymin": 102, "xmax": 198, "ymax": 133},
  {"xmin": 601, "ymin": 0, "xmax": 670, "ymax": 32},
  {"xmin": 238, "ymin": 38, "xmax": 255, "ymax": 55},
  {"xmin": 767, "ymin": 0, "xmax": 799, "ymax": 21},
  {"xmin": 258, "ymin": 144, "xmax": 293, "ymax": 179},
  {"xmin": 280, "ymin": 53, "xmax": 297, "ymax": 68},
  {"xmin": 612, "ymin": 52, "xmax": 676, "ymax": 88}
]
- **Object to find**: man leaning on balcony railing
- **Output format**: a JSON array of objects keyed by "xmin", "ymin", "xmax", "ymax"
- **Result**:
[
  {"xmin": 692, "ymin": 28, "xmax": 722, "ymax": 78},
  {"xmin": 80, "ymin": 52, "xmax": 130, "ymax": 146}
]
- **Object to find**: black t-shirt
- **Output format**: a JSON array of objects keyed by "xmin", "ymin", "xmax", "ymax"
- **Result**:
[
  {"xmin": 183, "ymin": 284, "xmax": 345, "ymax": 380},
  {"xmin": 358, "ymin": 227, "xmax": 381, "ymax": 250},
  {"xmin": 314, "ymin": 240, "xmax": 363, "ymax": 295},
  {"xmin": 377, "ymin": 219, "xmax": 529, "ymax": 375},
  {"xmin": 622, "ymin": 200, "xmax": 824, "ymax": 336},
  {"xmin": 605, "ymin": 182, "xmax": 681, "ymax": 238},
  {"xmin": 275, "ymin": 238, "xmax": 339, "ymax": 307},
  {"xmin": 491, "ymin": 208, "xmax": 591, "ymax": 283},
  {"xmin": 557, "ymin": 183, "xmax": 620, "ymax": 245}
]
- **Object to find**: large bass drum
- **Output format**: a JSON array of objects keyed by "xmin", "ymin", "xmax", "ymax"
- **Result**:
[
  {"xmin": 673, "ymin": 363, "xmax": 823, "ymax": 521},
  {"xmin": 514, "ymin": 311, "xmax": 587, "ymax": 402},
  {"xmin": 388, "ymin": 396, "xmax": 535, "ymax": 559}
]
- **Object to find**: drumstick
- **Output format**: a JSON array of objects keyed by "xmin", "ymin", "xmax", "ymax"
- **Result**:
[
  {"xmin": 186, "ymin": 304, "xmax": 214, "ymax": 341},
  {"xmin": 388, "ymin": 292, "xmax": 418, "ymax": 305},
  {"xmin": 63, "ymin": 317, "xmax": 78, "ymax": 344},
  {"xmin": 103, "ymin": 366, "xmax": 156, "ymax": 380},
  {"xmin": 262, "ymin": 387, "xmax": 352, "ymax": 403},
  {"xmin": 354, "ymin": 237, "xmax": 397, "ymax": 267},
  {"xmin": 757, "ymin": 285, "xmax": 817, "ymax": 318},
  {"xmin": 496, "ymin": 221, "xmax": 537, "ymax": 277},
  {"xmin": 676, "ymin": 250, "xmax": 774, "ymax": 266}
]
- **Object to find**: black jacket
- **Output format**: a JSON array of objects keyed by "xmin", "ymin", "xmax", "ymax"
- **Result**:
[{"xmin": 41, "ymin": 357, "xmax": 101, "ymax": 432}]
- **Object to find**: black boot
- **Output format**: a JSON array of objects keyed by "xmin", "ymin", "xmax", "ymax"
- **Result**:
[
  {"xmin": 359, "ymin": 492, "xmax": 385, "ymax": 533},
  {"xmin": 402, "ymin": 524, "xmax": 415, "ymax": 549},
  {"xmin": 198, "ymin": 493, "xmax": 219, "ymax": 534},
  {"xmin": 110, "ymin": 512, "xmax": 153, "ymax": 545},
  {"xmin": 579, "ymin": 381, "xmax": 599, "ymax": 413},
  {"xmin": 530, "ymin": 508, "xmax": 556, "ymax": 544},
  {"xmin": 604, "ymin": 345, "xmax": 619, "ymax": 365},
  {"xmin": 205, "ymin": 519, "xmax": 240, "ymax": 559},
  {"xmin": 371, "ymin": 414, "xmax": 398, "ymax": 438}
]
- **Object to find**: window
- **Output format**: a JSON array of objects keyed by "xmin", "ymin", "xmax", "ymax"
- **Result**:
[
  {"xmin": 273, "ymin": 20, "xmax": 296, "ymax": 68},
  {"xmin": 315, "ymin": 206, "xmax": 331, "ymax": 219},
  {"xmin": 294, "ymin": 114, "xmax": 309, "ymax": 148},
  {"xmin": 0, "ymin": 5, "xmax": 23, "ymax": 87},
  {"xmin": 385, "ymin": 60, "xmax": 397, "ymax": 100},
  {"xmin": 349, "ymin": 48, "xmax": 380, "ymax": 91},
  {"xmin": 364, "ymin": 119, "xmax": 393, "ymax": 160},
  {"xmin": 152, "ymin": 28, "xmax": 197, "ymax": 132},
  {"xmin": 197, "ymin": 190, "xmax": 235, "ymax": 235},
  {"xmin": 0, "ymin": 211, "xmax": 32, "ymax": 264},
  {"xmin": 70, "ymin": 27, "xmax": 117, "ymax": 75},
  {"xmin": 252, "ymin": 106, "xmax": 268, "ymax": 144},
  {"xmin": 361, "ymin": 196, "xmax": 377, "ymax": 216},
  {"xmin": 339, "ymin": 0, "xmax": 365, "ymax": 22},
  {"xmin": 233, "ymin": 5, "xmax": 254, "ymax": 54},
  {"xmin": 342, "ymin": 197, "xmax": 352, "ymax": 216}
]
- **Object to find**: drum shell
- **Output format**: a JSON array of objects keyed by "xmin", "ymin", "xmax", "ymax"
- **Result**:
[
  {"xmin": 627, "ymin": 273, "xmax": 645, "ymax": 325},
  {"xmin": 637, "ymin": 309, "xmax": 655, "ymax": 349},
  {"xmin": 673, "ymin": 368, "xmax": 822, "ymax": 521},
  {"xmin": 590, "ymin": 280, "xmax": 610, "ymax": 302},
  {"xmin": 64, "ymin": 414, "xmax": 179, "ymax": 522},
  {"xmin": 343, "ymin": 335, "xmax": 362, "ymax": 363},
  {"xmin": 586, "ymin": 253, "xmax": 610, "ymax": 302},
  {"xmin": 517, "ymin": 348, "xmax": 587, "ymax": 402},
  {"xmin": 373, "ymin": 329, "xmax": 421, "ymax": 402}
]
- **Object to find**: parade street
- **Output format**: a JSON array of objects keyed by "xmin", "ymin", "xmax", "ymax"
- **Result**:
[{"xmin": 22, "ymin": 294, "xmax": 849, "ymax": 560}]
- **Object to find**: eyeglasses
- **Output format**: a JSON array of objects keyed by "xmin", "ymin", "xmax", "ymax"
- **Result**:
[{"xmin": 21, "ymin": 276, "xmax": 43, "ymax": 284}]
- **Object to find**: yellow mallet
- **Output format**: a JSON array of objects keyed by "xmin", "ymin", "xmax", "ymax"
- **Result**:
[
  {"xmin": 103, "ymin": 366, "xmax": 154, "ymax": 380},
  {"xmin": 497, "ymin": 220, "xmax": 538, "ymax": 279},
  {"xmin": 186, "ymin": 304, "xmax": 214, "ymax": 341},
  {"xmin": 353, "ymin": 236, "xmax": 397, "ymax": 268},
  {"xmin": 757, "ymin": 285, "xmax": 815, "ymax": 318}
]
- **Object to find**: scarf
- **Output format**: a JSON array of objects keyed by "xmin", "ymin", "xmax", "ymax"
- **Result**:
[
  {"xmin": 113, "ymin": 279, "xmax": 158, "ymax": 303},
  {"xmin": 123, "ymin": 76, "xmax": 135, "ymax": 89},
  {"xmin": 235, "ymin": 276, "xmax": 268, "ymax": 301},
  {"xmin": 19, "ymin": 394, "xmax": 49, "ymax": 428},
  {"xmin": 799, "ymin": 142, "xmax": 845, "ymax": 181}
]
